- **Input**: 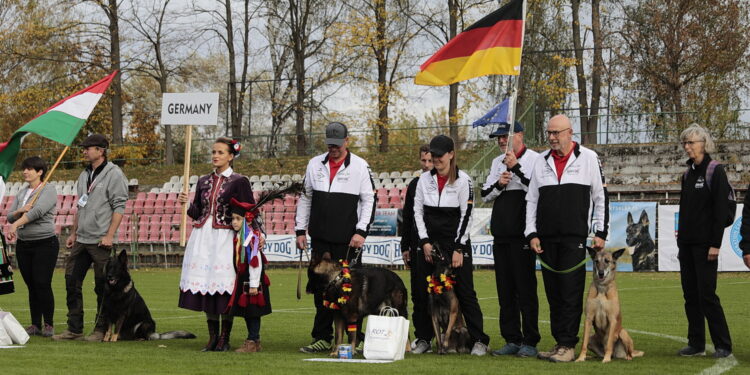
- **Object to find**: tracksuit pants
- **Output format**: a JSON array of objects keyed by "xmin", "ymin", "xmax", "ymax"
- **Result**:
[
  {"xmin": 493, "ymin": 238, "xmax": 540, "ymax": 347},
  {"xmin": 64, "ymin": 242, "xmax": 111, "ymax": 334},
  {"xmin": 16, "ymin": 236, "xmax": 60, "ymax": 327},
  {"xmin": 538, "ymin": 238, "xmax": 586, "ymax": 348},
  {"xmin": 407, "ymin": 247, "xmax": 432, "ymax": 342},
  {"xmin": 678, "ymin": 244, "xmax": 732, "ymax": 352}
]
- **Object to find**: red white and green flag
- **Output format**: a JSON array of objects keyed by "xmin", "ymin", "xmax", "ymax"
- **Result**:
[{"xmin": 0, "ymin": 71, "xmax": 117, "ymax": 180}]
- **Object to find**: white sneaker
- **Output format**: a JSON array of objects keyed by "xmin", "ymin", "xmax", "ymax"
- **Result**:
[
  {"xmin": 471, "ymin": 341, "xmax": 490, "ymax": 356},
  {"xmin": 412, "ymin": 339, "xmax": 432, "ymax": 354}
]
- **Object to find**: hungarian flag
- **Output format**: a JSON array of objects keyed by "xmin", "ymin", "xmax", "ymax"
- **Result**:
[
  {"xmin": 0, "ymin": 71, "xmax": 117, "ymax": 180},
  {"xmin": 415, "ymin": 0, "xmax": 524, "ymax": 86}
]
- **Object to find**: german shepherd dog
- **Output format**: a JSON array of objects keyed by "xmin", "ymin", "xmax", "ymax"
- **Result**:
[
  {"xmin": 311, "ymin": 257, "xmax": 408, "ymax": 356},
  {"xmin": 576, "ymin": 247, "xmax": 644, "ymax": 363},
  {"xmin": 626, "ymin": 210, "xmax": 657, "ymax": 271},
  {"xmin": 100, "ymin": 250, "xmax": 196, "ymax": 342},
  {"xmin": 428, "ymin": 244, "xmax": 472, "ymax": 354}
]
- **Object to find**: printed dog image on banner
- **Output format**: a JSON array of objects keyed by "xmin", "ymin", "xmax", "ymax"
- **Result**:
[{"xmin": 607, "ymin": 202, "xmax": 658, "ymax": 272}]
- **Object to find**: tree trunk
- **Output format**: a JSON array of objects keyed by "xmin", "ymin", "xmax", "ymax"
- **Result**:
[
  {"xmin": 587, "ymin": 0, "xmax": 603, "ymax": 145},
  {"xmin": 159, "ymin": 77, "xmax": 174, "ymax": 165},
  {"xmin": 108, "ymin": 0, "xmax": 123, "ymax": 144},
  {"xmin": 571, "ymin": 0, "xmax": 591, "ymax": 144},
  {"xmin": 448, "ymin": 0, "xmax": 459, "ymax": 144},
  {"xmin": 376, "ymin": 0, "xmax": 389, "ymax": 152},
  {"xmin": 294, "ymin": 57, "xmax": 306, "ymax": 155},
  {"xmin": 225, "ymin": 0, "xmax": 240, "ymax": 139}
]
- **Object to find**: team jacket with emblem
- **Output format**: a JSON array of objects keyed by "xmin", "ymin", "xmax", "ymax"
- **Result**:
[
  {"xmin": 481, "ymin": 148, "xmax": 540, "ymax": 240},
  {"xmin": 295, "ymin": 151, "xmax": 376, "ymax": 244},
  {"xmin": 414, "ymin": 168, "xmax": 473, "ymax": 252},
  {"xmin": 525, "ymin": 143, "xmax": 608, "ymax": 241}
]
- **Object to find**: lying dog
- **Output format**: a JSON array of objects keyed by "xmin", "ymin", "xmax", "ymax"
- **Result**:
[
  {"xmin": 427, "ymin": 244, "xmax": 472, "ymax": 354},
  {"xmin": 576, "ymin": 247, "xmax": 644, "ymax": 363},
  {"xmin": 311, "ymin": 257, "xmax": 408, "ymax": 356},
  {"xmin": 626, "ymin": 210, "xmax": 657, "ymax": 271},
  {"xmin": 100, "ymin": 250, "xmax": 195, "ymax": 342}
]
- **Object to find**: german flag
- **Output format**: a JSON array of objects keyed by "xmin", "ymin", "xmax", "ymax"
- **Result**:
[{"xmin": 415, "ymin": 0, "xmax": 524, "ymax": 86}]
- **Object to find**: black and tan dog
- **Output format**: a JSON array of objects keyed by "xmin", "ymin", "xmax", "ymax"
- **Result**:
[
  {"xmin": 626, "ymin": 210, "xmax": 657, "ymax": 271},
  {"xmin": 100, "ymin": 250, "xmax": 195, "ymax": 342},
  {"xmin": 311, "ymin": 257, "xmax": 408, "ymax": 356},
  {"xmin": 427, "ymin": 244, "xmax": 472, "ymax": 354},
  {"xmin": 576, "ymin": 247, "xmax": 644, "ymax": 363}
]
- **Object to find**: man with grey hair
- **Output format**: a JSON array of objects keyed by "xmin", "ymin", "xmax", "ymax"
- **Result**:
[
  {"xmin": 52, "ymin": 134, "xmax": 128, "ymax": 341},
  {"xmin": 525, "ymin": 115, "xmax": 608, "ymax": 362}
]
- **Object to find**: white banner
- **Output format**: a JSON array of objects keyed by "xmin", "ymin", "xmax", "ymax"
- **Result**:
[
  {"xmin": 161, "ymin": 92, "xmax": 220, "ymax": 125},
  {"xmin": 657, "ymin": 204, "xmax": 747, "ymax": 272}
]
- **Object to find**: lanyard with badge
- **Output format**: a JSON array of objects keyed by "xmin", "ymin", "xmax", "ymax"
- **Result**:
[{"xmin": 78, "ymin": 170, "xmax": 99, "ymax": 207}]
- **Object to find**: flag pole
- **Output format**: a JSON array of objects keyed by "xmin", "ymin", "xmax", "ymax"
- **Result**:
[
  {"xmin": 28, "ymin": 146, "xmax": 70, "ymax": 206},
  {"xmin": 180, "ymin": 125, "xmax": 193, "ymax": 247},
  {"xmin": 504, "ymin": 0, "xmax": 526, "ymax": 156}
]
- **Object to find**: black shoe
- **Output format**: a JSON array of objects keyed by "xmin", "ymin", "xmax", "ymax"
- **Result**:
[
  {"xmin": 214, "ymin": 319, "xmax": 233, "ymax": 352},
  {"xmin": 714, "ymin": 348, "xmax": 732, "ymax": 358},
  {"xmin": 678, "ymin": 346, "xmax": 706, "ymax": 357},
  {"xmin": 201, "ymin": 320, "xmax": 219, "ymax": 352}
]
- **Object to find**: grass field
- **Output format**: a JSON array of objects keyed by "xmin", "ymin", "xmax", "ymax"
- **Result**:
[{"xmin": 1, "ymin": 267, "xmax": 749, "ymax": 374}]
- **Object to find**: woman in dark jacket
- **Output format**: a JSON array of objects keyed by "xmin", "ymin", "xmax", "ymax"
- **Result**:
[
  {"xmin": 5, "ymin": 157, "xmax": 59, "ymax": 337},
  {"xmin": 676, "ymin": 124, "xmax": 732, "ymax": 358},
  {"xmin": 177, "ymin": 137, "xmax": 253, "ymax": 351}
]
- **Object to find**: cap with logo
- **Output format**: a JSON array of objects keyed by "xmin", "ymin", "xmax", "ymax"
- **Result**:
[
  {"xmin": 325, "ymin": 122, "xmax": 348, "ymax": 147},
  {"xmin": 79, "ymin": 134, "xmax": 109, "ymax": 149},
  {"xmin": 489, "ymin": 121, "xmax": 524, "ymax": 138},
  {"xmin": 429, "ymin": 135, "xmax": 455, "ymax": 157}
]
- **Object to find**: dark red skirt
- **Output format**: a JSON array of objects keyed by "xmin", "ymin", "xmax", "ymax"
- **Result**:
[{"xmin": 178, "ymin": 290, "xmax": 231, "ymax": 315}]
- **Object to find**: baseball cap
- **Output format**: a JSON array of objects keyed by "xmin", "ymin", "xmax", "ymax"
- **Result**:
[
  {"xmin": 79, "ymin": 134, "xmax": 109, "ymax": 149},
  {"xmin": 429, "ymin": 135, "xmax": 454, "ymax": 157},
  {"xmin": 325, "ymin": 122, "xmax": 348, "ymax": 146},
  {"xmin": 489, "ymin": 121, "xmax": 524, "ymax": 138}
]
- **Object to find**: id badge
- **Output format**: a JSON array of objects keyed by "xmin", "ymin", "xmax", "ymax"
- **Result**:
[{"xmin": 77, "ymin": 193, "xmax": 89, "ymax": 208}]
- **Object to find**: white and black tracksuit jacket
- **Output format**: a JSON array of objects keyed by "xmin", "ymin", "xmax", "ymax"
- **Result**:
[
  {"xmin": 525, "ymin": 143, "xmax": 608, "ymax": 241},
  {"xmin": 481, "ymin": 148, "xmax": 540, "ymax": 240},
  {"xmin": 295, "ymin": 151, "xmax": 376, "ymax": 244},
  {"xmin": 414, "ymin": 169, "xmax": 473, "ymax": 252}
]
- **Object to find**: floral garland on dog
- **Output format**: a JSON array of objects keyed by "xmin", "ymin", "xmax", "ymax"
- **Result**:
[
  {"xmin": 322, "ymin": 260, "xmax": 353, "ymax": 310},
  {"xmin": 426, "ymin": 273, "xmax": 456, "ymax": 294}
]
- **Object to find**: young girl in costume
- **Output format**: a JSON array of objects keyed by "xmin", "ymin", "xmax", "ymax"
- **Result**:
[{"xmin": 227, "ymin": 198, "xmax": 271, "ymax": 353}]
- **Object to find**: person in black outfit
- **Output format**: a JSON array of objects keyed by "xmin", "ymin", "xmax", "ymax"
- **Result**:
[
  {"xmin": 399, "ymin": 144, "xmax": 433, "ymax": 354},
  {"xmin": 676, "ymin": 123, "xmax": 732, "ymax": 358},
  {"xmin": 740, "ymin": 187, "xmax": 750, "ymax": 269}
]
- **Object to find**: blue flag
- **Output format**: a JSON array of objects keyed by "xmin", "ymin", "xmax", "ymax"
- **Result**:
[{"xmin": 472, "ymin": 98, "xmax": 510, "ymax": 128}]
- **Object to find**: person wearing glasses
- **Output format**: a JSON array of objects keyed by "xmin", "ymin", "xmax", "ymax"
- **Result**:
[
  {"xmin": 525, "ymin": 115, "xmax": 608, "ymax": 362},
  {"xmin": 675, "ymin": 124, "xmax": 732, "ymax": 358}
]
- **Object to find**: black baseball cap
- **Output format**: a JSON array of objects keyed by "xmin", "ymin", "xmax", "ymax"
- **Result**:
[
  {"xmin": 325, "ymin": 122, "xmax": 348, "ymax": 146},
  {"xmin": 489, "ymin": 121, "xmax": 524, "ymax": 138},
  {"xmin": 79, "ymin": 134, "xmax": 109, "ymax": 149},
  {"xmin": 429, "ymin": 135, "xmax": 454, "ymax": 157}
]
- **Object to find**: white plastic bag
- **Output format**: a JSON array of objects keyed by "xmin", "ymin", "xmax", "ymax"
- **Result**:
[
  {"xmin": 363, "ymin": 308, "xmax": 410, "ymax": 361},
  {"xmin": 0, "ymin": 311, "xmax": 29, "ymax": 345},
  {"xmin": 0, "ymin": 321, "xmax": 12, "ymax": 346}
]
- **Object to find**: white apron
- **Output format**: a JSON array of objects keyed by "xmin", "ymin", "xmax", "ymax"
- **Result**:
[{"xmin": 179, "ymin": 216, "xmax": 236, "ymax": 295}]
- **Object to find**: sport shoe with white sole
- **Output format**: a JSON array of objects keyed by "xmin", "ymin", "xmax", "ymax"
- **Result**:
[
  {"xmin": 492, "ymin": 342, "xmax": 520, "ymax": 356},
  {"xmin": 471, "ymin": 341, "xmax": 490, "ymax": 356},
  {"xmin": 548, "ymin": 346, "xmax": 575, "ymax": 362},
  {"xmin": 299, "ymin": 339, "xmax": 331, "ymax": 353},
  {"xmin": 677, "ymin": 346, "xmax": 706, "ymax": 357},
  {"xmin": 412, "ymin": 339, "xmax": 432, "ymax": 354}
]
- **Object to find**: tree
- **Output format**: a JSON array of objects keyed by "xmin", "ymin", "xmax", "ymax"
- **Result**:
[
  {"xmin": 571, "ymin": 0, "xmax": 605, "ymax": 144},
  {"xmin": 617, "ymin": 0, "xmax": 749, "ymax": 134},
  {"xmin": 90, "ymin": 0, "xmax": 125, "ymax": 144}
]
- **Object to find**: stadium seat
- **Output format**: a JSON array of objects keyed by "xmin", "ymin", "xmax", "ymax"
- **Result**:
[
  {"xmin": 169, "ymin": 176, "xmax": 180, "ymax": 184},
  {"xmin": 143, "ymin": 199, "xmax": 155, "ymax": 215},
  {"xmin": 292, "ymin": 174, "xmax": 303, "ymax": 182}
]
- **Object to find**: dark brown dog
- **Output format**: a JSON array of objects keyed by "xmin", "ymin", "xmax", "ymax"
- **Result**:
[
  {"xmin": 576, "ymin": 247, "xmax": 644, "ymax": 363},
  {"xmin": 427, "ymin": 244, "xmax": 472, "ymax": 354},
  {"xmin": 311, "ymin": 258, "xmax": 408, "ymax": 356}
]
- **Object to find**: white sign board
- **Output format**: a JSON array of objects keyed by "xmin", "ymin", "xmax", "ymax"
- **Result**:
[{"xmin": 160, "ymin": 93, "xmax": 219, "ymax": 125}]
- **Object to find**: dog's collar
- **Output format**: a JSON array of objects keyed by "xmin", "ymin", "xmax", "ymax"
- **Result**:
[{"xmin": 123, "ymin": 281, "xmax": 133, "ymax": 293}]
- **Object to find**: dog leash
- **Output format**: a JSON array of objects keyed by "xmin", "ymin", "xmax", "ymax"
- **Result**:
[
  {"xmin": 536, "ymin": 255, "xmax": 588, "ymax": 274},
  {"xmin": 344, "ymin": 246, "xmax": 363, "ymax": 267}
]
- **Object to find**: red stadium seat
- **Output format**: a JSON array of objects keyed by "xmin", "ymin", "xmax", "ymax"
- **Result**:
[
  {"xmin": 136, "ymin": 192, "xmax": 146, "ymax": 200},
  {"xmin": 388, "ymin": 188, "xmax": 400, "ymax": 197},
  {"xmin": 164, "ymin": 199, "xmax": 177, "ymax": 214},
  {"xmin": 143, "ymin": 200, "xmax": 155, "ymax": 214},
  {"xmin": 146, "ymin": 192, "xmax": 157, "ymax": 200},
  {"xmin": 124, "ymin": 200, "xmax": 134, "ymax": 214}
]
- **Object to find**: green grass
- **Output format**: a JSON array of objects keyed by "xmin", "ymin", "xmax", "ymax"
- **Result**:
[{"xmin": 2, "ymin": 268, "xmax": 749, "ymax": 374}]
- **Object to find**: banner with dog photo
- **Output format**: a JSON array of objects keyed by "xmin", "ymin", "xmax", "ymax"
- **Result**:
[
  {"xmin": 607, "ymin": 202, "xmax": 658, "ymax": 272},
  {"xmin": 658, "ymin": 205, "xmax": 748, "ymax": 272}
]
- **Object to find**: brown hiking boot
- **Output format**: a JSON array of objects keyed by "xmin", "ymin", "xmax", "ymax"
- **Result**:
[
  {"xmin": 85, "ymin": 330, "xmax": 105, "ymax": 342},
  {"xmin": 51, "ymin": 330, "xmax": 84, "ymax": 341},
  {"xmin": 235, "ymin": 340, "xmax": 260, "ymax": 353},
  {"xmin": 549, "ymin": 346, "xmax": 575, "ymax": 362},
  {"xmin": 537, "ymin": 345, "xmax": 561, "ymax": 360}
]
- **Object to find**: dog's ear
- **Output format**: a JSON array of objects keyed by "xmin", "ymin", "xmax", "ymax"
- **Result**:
[
  {"xmin": 586, "ymin": 246, "xmax": 598, "ymax": 259},
  {"xmin": 612, "ymin": 248, "xmax": 626, "ymax": 261},
  {"xmin": 118, "ymin": 249, "xmax": 128, "ymax": 266},
  {"xmin": 627, "ymin": 212, "xmax": 634, "ymax": 225},
  {"xmin": 639, "ymin": 210, "xmax": 649, "ymax": 226}
]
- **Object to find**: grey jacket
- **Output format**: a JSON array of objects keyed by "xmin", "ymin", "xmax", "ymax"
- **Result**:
[
  {"xmin": 75, "ymin": 161, "xmax": 128, "ymax": 244},
  {"xmin": 6, "ymin": 183, "xmax": 57, "ymax": 241}
]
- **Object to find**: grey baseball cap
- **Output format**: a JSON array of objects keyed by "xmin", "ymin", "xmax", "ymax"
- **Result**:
[{"xmin": 325, "ymin": 122, "xmax": 348, "ymax": 146}]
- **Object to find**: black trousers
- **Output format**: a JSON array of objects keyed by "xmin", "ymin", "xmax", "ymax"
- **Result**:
[
  {"xmin": 308, "ymin": 238, "xmax": 363, "ymax": 342},
  {"xmin": 539, "ymin": 239, "xmax": 586, "ymax": 348},
  {"xmin": 407, "ymin": 247, "xmax": 432, "ymax": 341},
  {"xmin": 16, "ymin": 236, "xmax": 59, "ymax": 327},
  {"xmin": 64, "ymin": 242, "xmax": 111, "ymax": 334},
  {"xmin": 423, "ymin": 241, "xmax": 490, "ymax": 345},
  {"xmin": 493, "ymin": 238, "xmax": 540, "ymax": 346},
  {"xmin": 678, "ymin": 244, "xmax": 732, "ymax": 351}
]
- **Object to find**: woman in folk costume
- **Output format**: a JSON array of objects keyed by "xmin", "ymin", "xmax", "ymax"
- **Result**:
[
  {"xmin": 227, "ymin": 198, "xmax": 271, "ymax": 353},
  {"xmin": 177, "ymin": 137, "xmax": 253, "ymax": 351}
]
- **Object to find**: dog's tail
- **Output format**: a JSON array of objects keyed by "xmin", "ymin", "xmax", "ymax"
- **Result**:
[
  {"xmin": 632, "ymin": 350, "xmax": 645, "ymax": 358},
  {"xmin": 148, "ymin": 331, "xmax": 197, "ymax": 340}
]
